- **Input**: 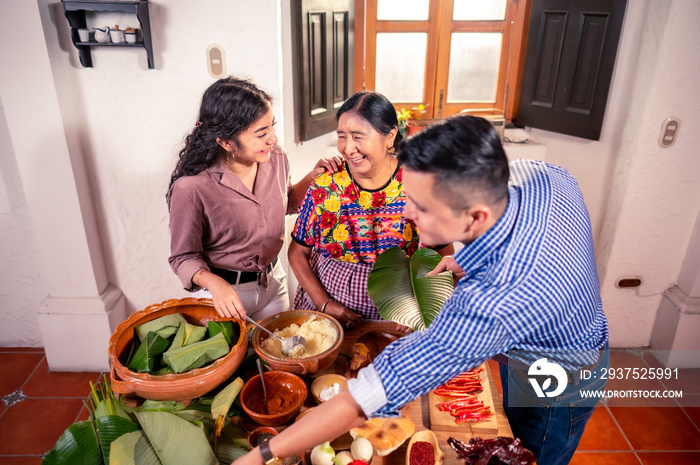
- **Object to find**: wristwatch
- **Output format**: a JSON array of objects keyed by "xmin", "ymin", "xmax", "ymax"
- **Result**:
[{"xmin": 259, "ymin": 438, "xmax": 285, "ymax": 465}]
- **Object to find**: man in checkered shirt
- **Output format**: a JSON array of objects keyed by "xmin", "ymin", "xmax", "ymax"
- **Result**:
[{"xmin": 232, "ymin": 115, "xmax": 608, "ymax": 465}]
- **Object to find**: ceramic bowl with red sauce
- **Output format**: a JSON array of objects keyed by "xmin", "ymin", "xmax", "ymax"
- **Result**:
[{"xmin": 240, "ymin": 370, "xmax": 308, "ymax": 426}]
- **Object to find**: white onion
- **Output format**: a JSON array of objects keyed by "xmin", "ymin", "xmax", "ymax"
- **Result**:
[{"xmin": 350, "ymin": 437, "xmax": 373, "ymax": 463}]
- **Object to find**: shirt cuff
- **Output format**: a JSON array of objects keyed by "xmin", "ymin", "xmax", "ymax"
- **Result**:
[{"xmin": 347, "ymin": 364, "xmax": 388, "ymax": 417}]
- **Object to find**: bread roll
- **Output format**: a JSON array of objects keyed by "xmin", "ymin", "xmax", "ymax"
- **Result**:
[{"xmin": 349, "ymin": 415, "xmax": 415, "ymax": 456}]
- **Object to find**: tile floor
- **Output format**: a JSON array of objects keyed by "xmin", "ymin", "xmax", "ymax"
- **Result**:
[{"xmin": 1, "ymin": 348, "xmax": 699, "ymax": 465}]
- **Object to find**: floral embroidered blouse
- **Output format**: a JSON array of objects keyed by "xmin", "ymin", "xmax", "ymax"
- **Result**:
[{"xmin": 291, "ymin": 164, "xmax": 420, "ymax": 263}]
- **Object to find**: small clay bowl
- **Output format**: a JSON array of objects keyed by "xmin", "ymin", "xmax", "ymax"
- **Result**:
[
  {"xmin": 240, "ymin": 371, "xmax": 308, "ymax": 426},
  {"xmin": 294, "ymin": 406, "xmax": 316, "ymax": 423},
  {"xmin": 311, "ymin": 374, "xmax": 348, "ymax": 404},
  {"xmin": 248, "ymin": 426, "xmax": 278, "ymax": 448}
]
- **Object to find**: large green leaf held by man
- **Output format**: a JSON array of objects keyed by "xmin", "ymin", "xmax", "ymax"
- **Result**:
[{"xmin": 367, "ymin": 247, "xmax": 454, "ymax": 331}]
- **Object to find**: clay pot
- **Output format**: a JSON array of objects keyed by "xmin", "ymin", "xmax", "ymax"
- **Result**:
[
  {"xmin": 108, "ymin": 297, "xmax": 247, "ymax": 401},
  {"xmin": 406, "ymin": 119, "xmax": 441, "ymax": 136},
  {"xmin": 240, "ymin": 371, "xmax": 307, "ymax": 426},
  {"xmin": 251, "ymin": 310, "xmax": 343, "ymax": 376}
]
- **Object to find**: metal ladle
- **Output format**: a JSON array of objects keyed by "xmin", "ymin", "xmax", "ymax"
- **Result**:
[
  {"xmin": 245, "ymin": 316, "xmax": 307, "ymax": 357},
  {"xmin": 256, "ymin": 358, "xmax": 268, "ymax": 413}
]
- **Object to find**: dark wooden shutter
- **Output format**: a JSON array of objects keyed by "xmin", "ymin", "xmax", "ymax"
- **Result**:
[
  {"xmin": 292, "ymin": 0, "xmax": 355, "ymax": 142},
  {"xmin": 516, "ymin": 0, "xmax": 627, "ymax": 140}
]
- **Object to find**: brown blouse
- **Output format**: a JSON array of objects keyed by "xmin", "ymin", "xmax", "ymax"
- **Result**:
[{"xmin": 168, "ymin": 145, "xmax": 300, "ymax": 291}]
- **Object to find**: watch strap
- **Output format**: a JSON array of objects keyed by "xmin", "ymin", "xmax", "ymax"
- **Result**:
[{"xmin": 259, "ymin": 438, "xmax": 275, "ymax": 463}]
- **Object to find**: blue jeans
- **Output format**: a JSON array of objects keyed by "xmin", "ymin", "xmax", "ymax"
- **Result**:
[{"xmin": 499, "ymin": 345, "xmax": 609, "ymax": 465}]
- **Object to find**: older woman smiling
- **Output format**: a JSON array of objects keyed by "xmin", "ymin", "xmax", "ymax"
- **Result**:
[{"xmin": 288, "ymin": 91, "xmax": 453, "ymax": 328}]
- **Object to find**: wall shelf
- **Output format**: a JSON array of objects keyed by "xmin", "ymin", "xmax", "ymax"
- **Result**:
[{"xmin": 61, "ymin": 0, "xmax": 154, "ymax": 69}]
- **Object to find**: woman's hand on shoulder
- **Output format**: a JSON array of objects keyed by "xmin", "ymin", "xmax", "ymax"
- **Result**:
[{"xmin": 312, "ymin": 156, "xmax": 344, "ymax": 176}]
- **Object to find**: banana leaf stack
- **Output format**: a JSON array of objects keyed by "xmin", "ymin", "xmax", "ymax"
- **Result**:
[{"xmin": 122, "ymin": 314, "xmax": 240, "ymax": 375}]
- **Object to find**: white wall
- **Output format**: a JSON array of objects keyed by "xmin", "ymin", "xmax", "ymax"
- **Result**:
[
  {"xmin": 0, "ymin": 99, "xmax": 47, "ymax": 346},
  {"xmin": 1, "ymin": 0, "xmax": 698, "ymax": 352}
]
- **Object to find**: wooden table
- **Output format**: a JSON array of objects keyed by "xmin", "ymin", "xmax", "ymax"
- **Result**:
[{"xmin": 311, "ymin": 321, "xmax": 512, "ymax": 465}]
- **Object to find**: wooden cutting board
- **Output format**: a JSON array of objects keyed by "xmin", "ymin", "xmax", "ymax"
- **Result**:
[{"xmin": 427, "ymin": 363, "xmax": 499, "ymax": 435}]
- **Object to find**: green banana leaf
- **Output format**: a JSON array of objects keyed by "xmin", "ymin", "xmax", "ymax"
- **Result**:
[
  {"xmin": 91, "ymin": 377, "xmax": 131, "ymax": 421},
  {"xmin": 367, "ymin": 247, "xmax": 454, "ymax": 331},
  {"xmin": 152, "ymin": 365, "xmax": 176, "ymax": 375},
  {"xmin": 211, "ymin": 377, "xmax": 244, "ymax": 437},
  {"xmin": 128, "ymin": 332, "xmax": 171, "ymax": 373},
  {"xmin": 169, "ymin": 321, "xmax": 207, "ymax": 350},
  {"xmin": 216, "ymin": 441, "xmax": 250, "ymax": 464},
  {"xmin": 207, "ymin": 320, "xmax": 238, "ymax": 348},
  {"xmin": 41, "ymin": 421, "xmax": 101, "ymax": 465},
  {"xmin": 95, "ymin": 415, "xmax": 140, "ymax": 464},
  {"xmin": 138, "ymin": 399, "xmax": 188, "ymax": 412},
  {"xmin": 135, "ymin": 313, "xmax": 187, "ymax": 341},
  {"xmin": 211, "ymin": 377, "xmax": 244, "ymax": 423},
  {"xmin": 109, "ymin": 430, "xmax": 160, "ymax": 465},
  {"xmin": 136, "ymin": 411, "xmax": 219, "ymax": 465},
  {"xmin": 162, "ymin": 332, "xmax": 230, "ymax": 373}
]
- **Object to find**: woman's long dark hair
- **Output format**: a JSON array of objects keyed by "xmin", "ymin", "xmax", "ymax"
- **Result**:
[
  {"xmin": 167, "ymin": 77, "xmax": 272, "ymax": 205},
  {"xmin": 336, "ymin": 91, "xmax": 403, "ymax": 150}
]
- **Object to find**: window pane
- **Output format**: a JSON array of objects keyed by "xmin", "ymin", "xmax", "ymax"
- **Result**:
[
  {"xmin": 375, "ymin": 33, "xmax": 427, "ymax": 102},
  {"xmin": 447, "ymin": 33, "xmax": 501, "ymax": 103},
  {"xmin": 453, "ymin": 0, "xmax": 506, "ymax": 21},
  {"xmin": 377, "ymin": 0, "xmax": 429, "ymax": 21}
]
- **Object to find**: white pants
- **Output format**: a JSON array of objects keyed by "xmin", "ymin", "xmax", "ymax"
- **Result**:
[{"xmin": 193, "ymin": 259, "xmax": 290, "ymax": 321}]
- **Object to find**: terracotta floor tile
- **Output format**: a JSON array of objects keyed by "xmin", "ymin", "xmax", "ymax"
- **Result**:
[
  {"xmin": 609, "ymin": 350, "xmax": 648, "ymax": 369},
  {"xmin": 609, "ymin": 406, "xmax": 700, "ymax": 450},
  {"xmin": 76, "ymin": 404, "xmax": 91, "ymax": 422},
  {"xmin": 641, "ymin": 351, "xmax": 664, "ymax": 369},
  {"xmin": 23, "ymin": 359, "xmax": 103, "ymax": 398},
  {"xmin": 604, "ymin": 353, "xmax": 677, "ymax": 407},
  {"xmin": 0, "ymin": 457, "xmax": 44, "ymax": 465},
  {"xmin": 568, "ymin": 451, "xmax": 640, "ymax": 465},
  {"xmin": 0, "ymin": 398, "xmax": 83, "ymax": 455},
  {"xmin": 680, "ymin": 403, "xmax": 700, "ymax": 428},
  {"xmin": 0, "ymin": 347, "xmax": 45, "ymax": 353},
  {"xmin": 577, "ymin": 406, "xmax": 631, "ymax": 451},
  {"xmin": 0, "ymin": 353, "xmax": 44, "ymax": 397},
  {"xmin": 660, "ymin": 367, "xmax": 700, "ymax": 394},
  {"xmin": 637, "ymin": 451, "xmax": 700, "ymax": 465}
]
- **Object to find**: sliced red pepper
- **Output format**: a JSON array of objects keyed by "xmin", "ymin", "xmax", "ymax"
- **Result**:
[
  {"xmin": 451, "ymin": 405, "xmax": 490, "ymax": 416},
  {"xmin": 454, "ymin": 413, "xmax": 493, "ymax": 423},
  {"xmin": 437, "ymin": 395, "xmax": 479, "ymax": 411},
  {"xmin": 433, "ymin": 386, "xmax": 481, "ymax": 396}
]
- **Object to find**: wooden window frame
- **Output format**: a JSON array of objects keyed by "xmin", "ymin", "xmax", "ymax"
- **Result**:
[{"xmin": 353, "ymin": 0, "xmax": 531, "ymax": 121}]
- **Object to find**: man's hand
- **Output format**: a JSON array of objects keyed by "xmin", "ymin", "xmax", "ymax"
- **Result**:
[{"xmin": 427, "ymin": 255, "xmax": 465, "ymax": 287}]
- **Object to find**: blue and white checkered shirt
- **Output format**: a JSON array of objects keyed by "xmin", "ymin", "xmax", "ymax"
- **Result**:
[{"xmin": 348, "ymin": 159, "xmax": 609, "ymax": 417}]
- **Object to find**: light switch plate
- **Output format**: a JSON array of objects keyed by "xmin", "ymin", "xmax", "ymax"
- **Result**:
[
  {"xmin": 659, "ymin": 117, "xmax": 680, "ymax": 148},
  {"xmin": 206, "ymin": 44, "xmax": 226, "ymax": 78}
]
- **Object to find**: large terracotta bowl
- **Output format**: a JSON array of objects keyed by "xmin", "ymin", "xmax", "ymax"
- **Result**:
[
  {"xmin": 108, "ymin": 298, "xmax": 247, "ymax": 401},
  {"xmin": 251, "ymin": 310, "xmax": 343, "ymax": 376}
]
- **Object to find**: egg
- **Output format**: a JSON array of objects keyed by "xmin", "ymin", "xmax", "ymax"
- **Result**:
[{"xmin": 351, "ymin": 437, "xmax": 373, "ymax": 463}]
